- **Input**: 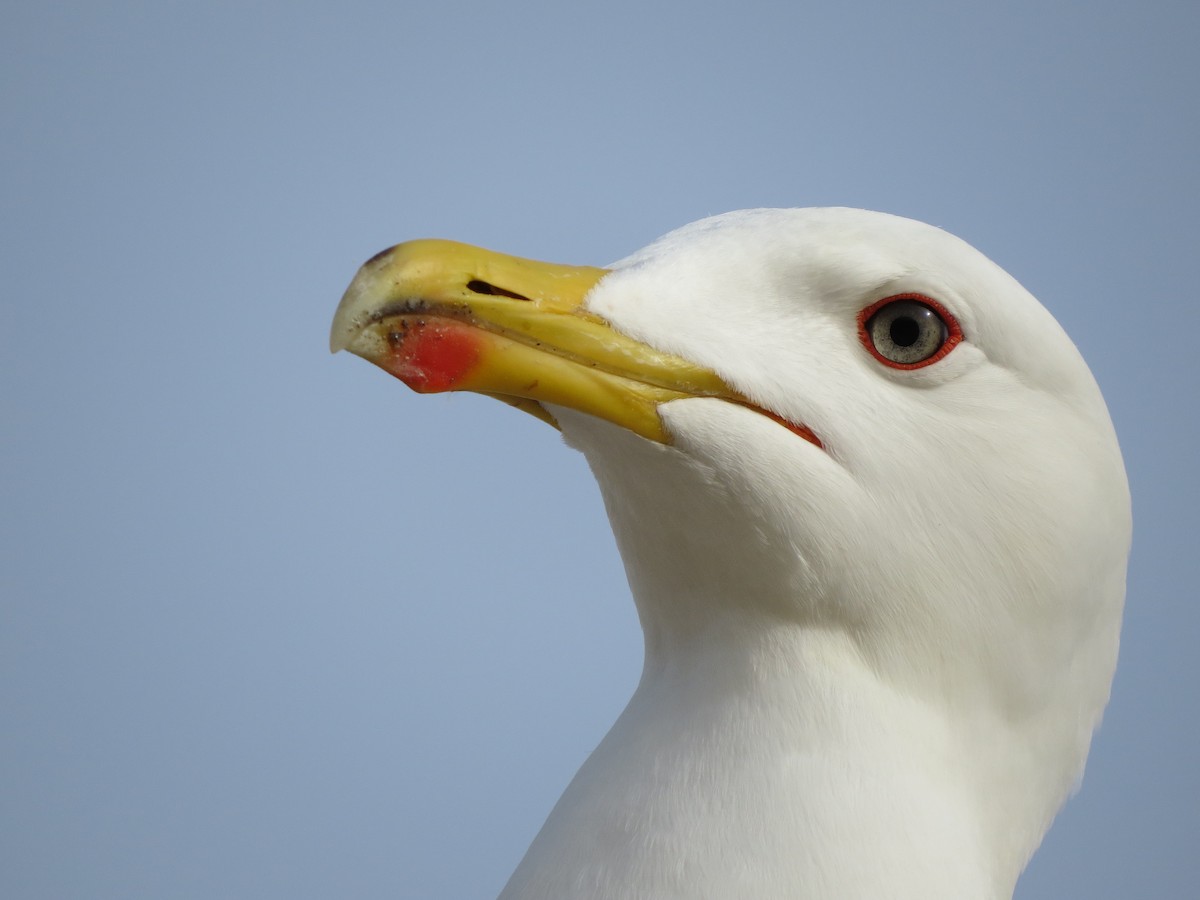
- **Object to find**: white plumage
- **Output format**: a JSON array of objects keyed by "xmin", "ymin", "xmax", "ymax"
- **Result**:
[{"xmin": 337, "ymin": 208, "xmax": 1131, "ymax": 899}]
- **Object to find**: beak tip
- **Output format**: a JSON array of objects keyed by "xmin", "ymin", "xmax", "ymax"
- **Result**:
[{"xmin": 330, "ymin": 276, "xmax": 373, "ymax": 355}]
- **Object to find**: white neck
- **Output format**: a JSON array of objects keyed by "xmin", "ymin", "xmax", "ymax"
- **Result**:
[
  {"xmin": 499, "ymin": 411, "xmax": 1035, "ymax": 899},
  {"xmin": 500, "ymin": 613, "xmax": 1011, "ymax": 900}
]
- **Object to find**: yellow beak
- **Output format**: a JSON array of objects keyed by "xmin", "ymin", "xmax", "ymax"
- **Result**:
[
  {"xmin": 329, "ymin": 239, "xmax": 732, "ymax": 443},
  {"xmin": 331, "ymin": 239, "xmax": 821, "ymax": 448}
]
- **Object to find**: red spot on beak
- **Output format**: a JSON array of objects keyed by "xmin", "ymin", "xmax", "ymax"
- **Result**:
[{"xmin": 381, "ymin": 319, "xmax": 482, "ymax": 393}]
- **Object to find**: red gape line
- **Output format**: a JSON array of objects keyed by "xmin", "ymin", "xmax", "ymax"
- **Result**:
[
  {"xmin": 752, "ymin": 406, "xmax": 824, "ymax": 450},
  {"xmin": 382, "ymin": 319, "xmax": 482, "ymax": 392},
  {"xmin": 856, "ymin": 293, "xmax": 964, "ymax": 370}
]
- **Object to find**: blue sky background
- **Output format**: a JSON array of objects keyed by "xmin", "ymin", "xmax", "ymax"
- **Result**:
[{"xmin": 3, "ymin": 2, "xmax": 1196, "ymax": 897}]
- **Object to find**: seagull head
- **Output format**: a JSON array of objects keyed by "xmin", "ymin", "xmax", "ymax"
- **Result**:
[{"xmin": 331, "ymin": 207, "xmax": 1130, "ymax": 895}]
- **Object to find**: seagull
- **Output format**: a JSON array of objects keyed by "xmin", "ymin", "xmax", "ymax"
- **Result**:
[{"xmin": 330, "ymin": 208, "xmax": 1130, "ymax": 899}]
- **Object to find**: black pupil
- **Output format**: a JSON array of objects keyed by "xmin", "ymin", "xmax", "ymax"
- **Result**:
[{"xmin": 889, "ymin": 315, "xmax": 921, "ymax": 347}]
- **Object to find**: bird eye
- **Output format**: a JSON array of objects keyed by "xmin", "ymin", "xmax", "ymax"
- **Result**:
[{"xmin": 859, "ymin": 294, "xmax": 962, "ymax": 369}]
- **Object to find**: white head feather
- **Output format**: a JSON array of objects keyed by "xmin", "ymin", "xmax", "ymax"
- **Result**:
[{"xmin": 500, "ymin": 209, "xmax": 1129, "ymax": 899}]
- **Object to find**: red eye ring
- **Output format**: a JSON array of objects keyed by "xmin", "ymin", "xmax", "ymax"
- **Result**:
[{"xmin": 857, "ymin": 293, "xmax": 964, "ymax": 370}]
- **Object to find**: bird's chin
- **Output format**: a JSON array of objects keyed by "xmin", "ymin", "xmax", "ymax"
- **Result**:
[{"xmin": 549, "ymin": 404, "xmax": 675, "ymax": 458}]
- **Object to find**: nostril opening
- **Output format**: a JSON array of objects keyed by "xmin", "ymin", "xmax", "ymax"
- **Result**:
[{"xmin": 467, "ymin": 279, "xmax": 531, "ymax": 301}]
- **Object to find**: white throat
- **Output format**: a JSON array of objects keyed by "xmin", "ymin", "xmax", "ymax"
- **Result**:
[{"xmin": 499, "ymin": 409, "xmax": 1050, "ymax": 900}]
